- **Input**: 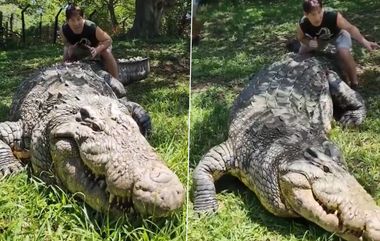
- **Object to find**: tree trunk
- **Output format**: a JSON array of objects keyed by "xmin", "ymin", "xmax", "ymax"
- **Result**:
[
  {"xmin": 39, "ymin": 13, "xmax": 42, "ymax": 39},
  {"xmin": 53, "ymin": 8, "xmax": 63, "ymax": 43},
  {"xmin": 0, "ymin": 11, "xmax": 3, "ymax": 47},
  {"xmin": 121, "ymin": 17, "xmax": 128, "ymax": 32},
  {"xmin": 106, "ymin": 0, "xmax": 118, "ymax": 31},
  {"xmin": 10, "ymin": 13, "xmax": 13, "ymax": 33},
  {"xmin": 21, "ymin": 5, "xmax": 30, "ymax": 44},
  {"xmin": 89, "ymin": 10, "xmax": 97, "ymax": 21},
  {"xmin": 128, "ymin": 0, "xmax": 174, "ymax": 38}
]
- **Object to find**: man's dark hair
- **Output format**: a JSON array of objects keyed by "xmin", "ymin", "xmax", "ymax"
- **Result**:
[
  {"xmin": 303, "ymin": 0, "xmax": 323, "ymax": 13},
  {"xmin": 65, "ymin": 3, "xmax": 83, "ymax": 20}
]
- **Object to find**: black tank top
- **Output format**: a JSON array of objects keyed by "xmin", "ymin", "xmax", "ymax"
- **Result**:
[
  {"xmin": 299, "ymin": 10, "xmax": 340, "ymax": 40},
  {"xmin": 62, "ymin": 20, "xmax": 99, "ymax": 47}
]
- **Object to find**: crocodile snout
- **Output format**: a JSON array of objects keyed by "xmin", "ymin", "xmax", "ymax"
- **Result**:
[
  {"xmin": 363, "ymin": 211, "xmax": 380, "ymax": 241},
  {"xmin": 132, "ymin": 167, "xmax": 185, "ymax": 217},
  {"xmin": 280, "ymin": 150, "xmax": 380, "ymax": 241}
]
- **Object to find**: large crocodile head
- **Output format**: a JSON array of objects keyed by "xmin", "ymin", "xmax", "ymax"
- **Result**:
[
  {"xmin": 279, "ymin": 142, "xmax": 380, "ymax": 241},
  {"xmin": 44, "ymin": 95, "xmax": 184, "ymax": 217}
]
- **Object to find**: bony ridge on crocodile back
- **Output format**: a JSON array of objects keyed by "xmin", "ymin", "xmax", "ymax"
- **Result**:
[
  {"xmin": 193, "ymin": 53, "xmax": 380, "ymax": 241},
  {"xmin": 0, "ymin": 62, "xmax": 185, "ymax": 217}
]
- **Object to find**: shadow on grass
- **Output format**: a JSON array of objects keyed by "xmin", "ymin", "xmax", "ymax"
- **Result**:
[
  {"xmin": 127, "ymin": 78, "xmax": 189, "ymax": 117},
  {"xmin": 0, "ymin": 103, "xmax": 10, "ymax": 122},
  {"xmin": 358, "ymin": 68, "xmax": 380, "ymax": 132},
  {"xmin": 193, "ymin": 0, "xmax": 380, "ymax": 86},
  {"xmin": 27, "ymin": 176, "xmax": 184, "ymax": 241},
  {"xmin": 212, "ymin": 175, "xmax": 340, "ymax": 241},
  {"xmin": 189, "ymin": 89, "xmax": 231, "ymax": 167}
]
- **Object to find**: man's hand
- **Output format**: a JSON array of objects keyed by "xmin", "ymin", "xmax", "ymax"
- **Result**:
[
  {"xmin": 309, "ymin": 37, "xmax": 318, "ymax": 48},
  {"xmin": 362, "ymin": 39, "xmax": 380, "ymax": 51},
  {"xmin": 65, "ymin": 44, "xmax": 78, "ymax": 62},
  {"xmin": 88, "ymin": 46, "xmax": 98, "ymax": 59}
]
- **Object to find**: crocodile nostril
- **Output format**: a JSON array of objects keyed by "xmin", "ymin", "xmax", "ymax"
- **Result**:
[
  {"xmin": 150, "ymin": 171, "xmax": 172, "ymax": 183},
  {"xmin": 323, "ymin": 165, "xmax": 330, "ymax": 173},
  {"xmin": 80, "ymin": 108, "xmax": 91, "ymax": 119}
]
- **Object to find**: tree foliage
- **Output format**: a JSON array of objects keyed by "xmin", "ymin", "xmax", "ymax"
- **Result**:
[{"xmin": 0, "ymin": 0, "xmax": 189, "ymax": 48}]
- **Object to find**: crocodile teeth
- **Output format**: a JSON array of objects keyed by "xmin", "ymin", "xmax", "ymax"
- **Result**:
[{"xmin": 109, "ymin": 194, "xmax": 115, "ymax": 204}]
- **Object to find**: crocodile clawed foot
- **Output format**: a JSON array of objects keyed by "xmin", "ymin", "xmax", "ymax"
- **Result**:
[
  {"xmin": 339, "ymin": 110, "xmax": 365, "ymax": 128},
  {"xmin": 0, "ymin": 162, "xmax": 24, "ymax": 180},
  {"xmin": 193, "ymin": 201, "xmax": 218, "ymax": 217},
  {"xmin": 194, "ymin": 209, "xmax": 218, "ymax": 218}
]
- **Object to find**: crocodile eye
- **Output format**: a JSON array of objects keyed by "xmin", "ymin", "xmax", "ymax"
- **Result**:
[
  {"xmin": 91, "ymin": 123, "xmax": 101, "ymax": 132},
  {"xmin": 323, "ymin": 165, "xmax": 330, "ymax": 173}
]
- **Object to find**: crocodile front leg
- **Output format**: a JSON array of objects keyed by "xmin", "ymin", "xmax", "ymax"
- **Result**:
[
  {"xmin": 119, "ymin": 97, "xmax": 152, "ymax": 137},
  {"xmin": 97, "ymin": 69, "xmax": 126, "ymax": 98},
  {"xmin": 0, "ymin": 121, "xmax": 26, "ymax": 178},
  {"xmin": 193, "ymin": 140, "xmax": 234, "ymax": 212},
  {"xmin": 327, "ymin": 70, "xmax": 366, "ymax": 127}
]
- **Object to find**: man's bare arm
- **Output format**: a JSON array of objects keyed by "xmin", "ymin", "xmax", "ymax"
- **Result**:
[
  {"xmin": 60, "ymin": 28, "xmax": 73, "ymax": 61},
  {"xmin": 88, "ymin": 27, "xmax": 112, "ymax": 58},
  {"xmin": 337, "ymin": 12, "xmax": 379, "ymax": 51},
  {"xmin": 297, "ymin": 24, "xmax": 312, "ymax": 46}
]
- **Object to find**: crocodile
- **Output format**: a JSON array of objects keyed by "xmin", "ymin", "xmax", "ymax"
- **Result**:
[
  {"xmin": 193, "ymin": 53, "xmax": 380, "ymax": 241},
  {"xmin": 0, "ymin": 61, "xmax": 184, "ymax": 217}
]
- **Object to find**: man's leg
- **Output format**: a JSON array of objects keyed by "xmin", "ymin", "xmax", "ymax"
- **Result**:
[
  {"xmin": 100, "ymin": 48, "xmax": 119, "ymax": 79},
  {"xmin": 335, "ymin": 30, "xmax": 357, "ymax": 89},
  {"xmin": 337, "ymin": 48, "xmax": 358, "ymax": 88}
]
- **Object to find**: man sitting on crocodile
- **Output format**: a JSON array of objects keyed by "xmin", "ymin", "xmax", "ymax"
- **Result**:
[
  {"xmin": 0, "ymin": 62, "xmax": 185, "ymax": 218},
  {"xmin": 296, "ymin": 0, "xmax": 379, "ymax": 89},
  {"xmin": 193, "ymin": 53, "xmax": 380, "ymax": 241},
  {"xmin": 61, "ymin": 3, "xmax": 119, "ymax": 80}
]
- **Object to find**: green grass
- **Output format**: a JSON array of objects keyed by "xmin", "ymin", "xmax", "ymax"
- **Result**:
[
  {"xmin": 0, "ymin": 37, "xmax": 189, "ymax": 240},
  {"xmin": 189, "ymin": 0, "xmax": 380, "ymax": 240}
]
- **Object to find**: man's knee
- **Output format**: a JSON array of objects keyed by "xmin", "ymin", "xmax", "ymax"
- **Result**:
[
  {"xmin": 337, "ymin": 47, "xmax": 350, "ymax": 54},
  {"xmin": 99, "ymin": 48, "xmax": 114, "ymax": 59},
  {"xmin": 335, "ymin": 30, "xmax": 352, "ymax": 50},
  {"xmin": 336, "ymin": 47, "xmax": 353, "ymax": 60}
]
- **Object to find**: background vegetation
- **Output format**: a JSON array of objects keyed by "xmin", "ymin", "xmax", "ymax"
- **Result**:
[
  {"xmin": 0, "ymin": 0, "xmax": 191, "ymax": 47},
  {"xmin": 189, "ymin": 0, "xmax": 380, "ymax": 240},
  {"xmin": 0, "ymin": 0, "xmax": 190, "ymax": 239}
]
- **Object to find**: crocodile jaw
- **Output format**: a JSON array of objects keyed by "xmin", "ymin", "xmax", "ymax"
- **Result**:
[
  {"xmin": 47, "ymin": 98, "xmax": 184, "ymax": 217},
  {"xmin": 280, "ymin": 159, "xmax": 380, "ymax": 241}
]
